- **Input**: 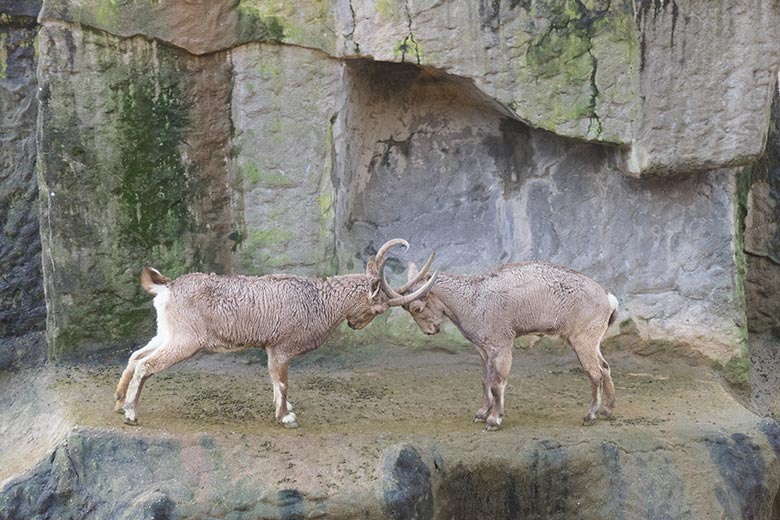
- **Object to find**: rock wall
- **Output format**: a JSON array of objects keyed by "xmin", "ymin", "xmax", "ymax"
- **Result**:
[
  {"xmin": 0, "ymin": 1, "xmax": 46, "ymax": 369},
  {"xmin": 1, "ymin": 0, "xmax": 779, "ymax": 366},
  {"xmin": 36, "ymin": 25, "xmax": 237, "ymax": 359},
  {"xmin": 4, "ymin": 429, "xmax": 779, "ymax": 520},
  {"xmin": 229, "ymin": 43, "xmax": 341, "ymax": 276},
  {"xmin": 747, "ymin": 86, "xmax": 780, "ymax": 336},
  {"xmin": 334, "ymin": 61, "xmax": 745, "ymax": 360}
]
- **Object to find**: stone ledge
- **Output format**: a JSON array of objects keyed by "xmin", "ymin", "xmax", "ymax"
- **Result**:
[{"xmin": 2, "ymin": 344, "xmax": 779, "ymax": 518}]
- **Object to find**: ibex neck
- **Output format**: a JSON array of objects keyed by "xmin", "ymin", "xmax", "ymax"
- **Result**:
[
  {"xmin": 319, "ymin": 274, "xmax": 373, "ymax": 322},
  {"xmin": 430, "ymin": 272, "xmax": 478, "ymax": 324}
]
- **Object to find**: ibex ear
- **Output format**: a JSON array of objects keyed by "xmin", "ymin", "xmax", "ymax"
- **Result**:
[
  {"xmin": 409, "ymin": 300, "xmax": 425, "ymax": 313},
  {"xmin": 366, "ymin": 255, "xmax": 378, "ymax": 275},
  {"xmin": 368, "ymin": 278, "xmax": 381, "ymax": 301},
  {"xmin": 407, "ymin": 261, "xmax": 419, "ymax": 282}
]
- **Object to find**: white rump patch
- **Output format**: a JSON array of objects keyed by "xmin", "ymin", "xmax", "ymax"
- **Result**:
[
  {"xmin": 608, "ymin": 293, "xmax": 619, "ymax": 312},
  {"xmin": 153, "ymin": 287, "xmax": 171, "ymax": 340}
]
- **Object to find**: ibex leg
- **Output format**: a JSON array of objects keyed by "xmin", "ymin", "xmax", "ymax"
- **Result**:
[
  {"xmin": 570, "ymin": 334, "xmax": 606, "ymax": 426},
  {"xmin": 485, "ymin": 343, "xmax": 513, "ymax": 431},
  {"xmin": 122, "ymin": 341, "xmax": 200, "ymax": 425},
  {"xmin": 267, "ymin": 347, "xmax": 298, "ymax": 428},
  {"xmin": 114, "ymin": 336, "xmax": 162, "ymax": 412},
  {"xmin": 473, "ymin": 344, "xmax": 492, "ymax": 422}
]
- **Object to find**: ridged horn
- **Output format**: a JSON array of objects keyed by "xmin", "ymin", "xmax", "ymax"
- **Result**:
[
  {"xmin": 385, "ymin": 272, "xmax": 438, "ymax": 307},
  {"xmin": 395, "ymin": 252, "xmax": 436, "ymax": 294},
  {"xmin": 372, "ymin": 239, "xmax": 409, "ymax": 274}
]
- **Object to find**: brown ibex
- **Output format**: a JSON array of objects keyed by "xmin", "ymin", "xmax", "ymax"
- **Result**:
[
  {"xmin": 114, "ymin": 239, "xmax": 437, "ymax": 428},
  {"xmin": 383, "ymin": 260, "xmax": 618, "ymax": 430}
]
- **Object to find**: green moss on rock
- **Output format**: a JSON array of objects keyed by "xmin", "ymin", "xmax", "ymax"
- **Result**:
[
  {"xmin": 236, "ymin": 2, "xmax": 285, "ymax": 43},
  {"xmin": 0, "ymin": 32, "xmax": 6, "ymax": 79},
  {"xmin": 110, "ymin": 64, "xmax": 192, "ymax": 278},
  {"xmin": 239, "ymin": 228, "xmax": 295, "ymax": 275},
  {"xmin": 38, "ymin": 28, "xmax": 203, "ymax": 360},
  {"xmin": 719, "ymin": 351, "xmax": 751, "ymax": 390},
  {"xmin": 241, "ymin": 162, "xmax": 297, "ymax": 188}
]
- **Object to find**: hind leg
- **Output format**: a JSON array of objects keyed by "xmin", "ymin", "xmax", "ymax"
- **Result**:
[
  {"xmin": 569, "ymin": 335, "xmax": 608, "ymax": 426},
  {"xmin": 597, "ymin": 349, "xmax": 615, "ymax": 417},
  {"xmin": 122, "ymin": 341, "xmax": 201, "ymax": 425},
  {"xmin": 473, "ymin": 344, "xmax": 492, "ymax": 422},
  {"xmin": 114, "ymin": 336, "xmax": 162, "ymax": 412}
]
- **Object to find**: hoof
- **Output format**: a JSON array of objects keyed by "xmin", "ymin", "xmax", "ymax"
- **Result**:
[
  {"xmin": 485, "ymin": 416, "xmax": 502, "ymax": 431},
  {"xmin": 281, "ymin": 412, "xmax": 298, "ymax": 429},
  {"xmin": 474, "ymin": 416, "xmax": 486, "ymax": 423},
  {"xmin": 114, "ymin": 401, "xmax": 125, "ymax": 414},
  {"xmin": 598, "ymin": 408, "xmax": 613, "ymax": 418},
  {"xmin": 582, "ymin": 415, "xmax": 596, "ymax": 426},
  {"xmin": 123, "ymin": 416, "xmax": 139, "ymax": 426}
]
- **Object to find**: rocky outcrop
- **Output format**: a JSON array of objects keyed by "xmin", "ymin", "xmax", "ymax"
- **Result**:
[
  {"xmin": 0, "ymin": 1, "xmax": 46, "ymax": 369},
  {"xmin": 333, "ymin": 61, "xmax": 747, "ymax": 361},
  {"xmin": 37, "ymin": 0, "xmax": 780, "ymax": 176},
  {"xmin": 36, "ymin": 24, "xmax": 237, "ymax": 359}
]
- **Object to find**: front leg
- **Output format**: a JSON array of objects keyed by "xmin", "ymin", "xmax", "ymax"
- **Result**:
[
  {"xmin": 484, "ymin": 342, "xmax": 513, "ymax": 431},
  {"xmin": 472, "ymin": 344, "xmax": 491, "ymax": 422},
  {"xmin": 267, "ymin": 347, "xmax": 298, "ymax": 428}
]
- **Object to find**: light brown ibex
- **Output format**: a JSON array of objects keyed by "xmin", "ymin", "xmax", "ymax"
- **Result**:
[
  {"xmin": 114, "ymin": 239, "xmax": 437, "ymax": 428},
  {"xmin": 383, "ymin": 260, "xmax": 618, "ymax": 430}
]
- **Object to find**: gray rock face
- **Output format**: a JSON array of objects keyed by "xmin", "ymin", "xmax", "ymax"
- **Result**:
[
  {"xmin": 6, "ymin": 1, "xmax": 778, "ymax": 367},
  {"xmin": 229, "ymin": 43, "xmax": 341, "ymax": 276},
  {"xmin": 628, "ymin": 0, "xmax": 780, "ymax": 175},
  {"xmin": 335, "ymin": 61, "xmax": 744, "ymax": 361},
  {"xmin": 343, "ymin": 0, "xmax": 780, "ymax": 176},
  {"xmin": 35, "ymin": 24, "xmax": 238, "ymax": 360},
  {"xmin": 34, "ymin": 1, "xmax": 780, "ymax": 177},
  {"xmin": 380, "ymin": 444, "xmax": 433, "ymax": 520},
  {"xmin": 0, "ymin": 10, "xmax": 46, "ymax": 368}
]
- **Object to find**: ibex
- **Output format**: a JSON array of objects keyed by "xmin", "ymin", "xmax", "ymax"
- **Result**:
[
  {"xmin": 114, "ymin": 239, "xmax": 437, "ymax": 428},
  {"xmin": 383, "ymin": 260, "xmax": 618, "ymax": 430}
]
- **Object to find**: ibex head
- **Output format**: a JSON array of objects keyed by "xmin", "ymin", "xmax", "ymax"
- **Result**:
[
  {"xmin": 379, "ymin": 257, "xmax": 443, "ymax": 335},
  {"xmin": 345, "ymin": 239, "xmax": 437, "ymax": 330}
]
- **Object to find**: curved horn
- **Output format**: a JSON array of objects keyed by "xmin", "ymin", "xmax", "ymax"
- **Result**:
[
  {"xmin": 372, "ymin": 239, "xmax": 409, "ymax": 273},
  {"xmin": 395, "ymin": 252, "xmax": 436, "ymax": 294},
  {"xmin": 386, "ymin": 272, "xmax": 438, "ymax": 307},
  {"xmin": 379, "ymin": 259, "xmax": 403, "ymax": 299}
]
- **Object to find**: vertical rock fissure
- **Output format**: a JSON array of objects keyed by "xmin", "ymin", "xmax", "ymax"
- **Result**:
[
  {"xmin": 402, "ymin": 0, "xmax": 420, "ymax": 64},
  {"xmin": 573, "ymin": 0, "xmax": 605, "ymax": 139}
]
